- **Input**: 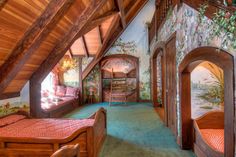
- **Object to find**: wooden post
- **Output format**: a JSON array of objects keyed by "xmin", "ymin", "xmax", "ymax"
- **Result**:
[{"xmin": 78, "ymin": 57, "xmax": 83, "ymax": 106}]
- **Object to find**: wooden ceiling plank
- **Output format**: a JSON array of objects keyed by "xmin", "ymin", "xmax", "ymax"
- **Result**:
[
  {"xmin": 115, "ymin": 0, "xmax": 126, "ymax": 28},
  {"xmin": 0, "ymin": 0, "xmax": 7, "ymax": 11},
  {"xmin": 31, "ymin": 0, "xmax": 108, "ymax": 84},
  {"xmin": 81, "ymin": 10, "xmax": 118, "ymax": 35},
  {"xmin": 0, "ymin": 0, "xmax": 75, "ymax": 95},
  {"xmin": 95, "ymin": 15, "xmax": 120, "ymax": 59},
  {"xmin": 82, "ymin": 14, "xmax": 121, "ymax": 79},
  {"xmin": 81, "ymin": 36, "xmax": 89, "ymax": 57},
  {"xmin": 82, "ymin": 0, "xmax": 148, "ymax": 80},
  {"xmin": 124, "ymin": 0, "xmax": 137, "ymax": 14}
]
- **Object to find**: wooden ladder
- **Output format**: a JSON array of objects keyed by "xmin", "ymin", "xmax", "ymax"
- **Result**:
[{"xmin": 109, "ymin": 69, "xmax": 128, "ymax": 106}]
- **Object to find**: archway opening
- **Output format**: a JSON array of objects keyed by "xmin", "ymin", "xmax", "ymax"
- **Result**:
[{"xmin": 179, "ymin": 47, "xmax": 234, "ymax": 157}]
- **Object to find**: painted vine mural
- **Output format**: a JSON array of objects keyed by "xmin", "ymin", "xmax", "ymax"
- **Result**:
[{"xmin": 153, "ymin": 3, "xmax": 236, "ymax": 136}]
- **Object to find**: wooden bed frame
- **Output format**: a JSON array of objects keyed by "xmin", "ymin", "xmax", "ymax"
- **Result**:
[
  {"xmin": 0, "ymin": 108, "xmax": 107, "ymax": 157},
  {"xmin": 193, "ymin": 111, "xmax": 224, "ymax": 157}
]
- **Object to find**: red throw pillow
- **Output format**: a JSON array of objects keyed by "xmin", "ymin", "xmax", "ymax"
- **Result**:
[
  {"xmin": 0, "ymin": 115, "xmax": 26, "ymax": 127},
  {"xmin": 56, "ymin": 85, "xmax": 66, "ymax": 97},
  {"xmin": 65, "ymin": 87, "xmax": 78, "ymax": 97}
]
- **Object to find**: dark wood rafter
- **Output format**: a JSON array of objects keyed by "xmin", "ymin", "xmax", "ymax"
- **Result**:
[
  {"xmin": 78, "ymin": 57, "xmax": 83, "ymax": 105},
  {"xmin": 82, "ymin": 0, "xmax": 148, "ymax": 80},
  {"xmin": 115, "ymin": 0, "xmax": 126, "ymax": 28},
  {"xmin": 0, "ymin": 92, "xmax": 20, "ymax": 100},
  {"xmin": 81, "ymin": 36, "xmax": 89, "ymax": 57},
  {"xmin": 125, "ymin": 0, "xmax": 147, "ymax": 23},
  {"xmin": 97, "ymin": 26, "xmax": 103, "ymax": 46},
  {"xmin": 68, "ymin": 48, "xmax": 74, "ymax": 58},
  {"xmin": 96, "ymin": 15, "xmax": 121, "ymax": 59},
  {"xmin": 30, "ymin": 0, "xmax": 108, "ymax": 118},
  {"xmin": 124, "ymin": 0, "xmax": 136, "ymax": 14},
  {"xmin": 0, "ymin": 0, "xmax": 7, "ymax": 11},
  {"xmin": 0, "ymin": 0, "xmax": 75, "ymax": 95},
  {"xmin": 82, "ymin": 14, "xmax": 121, "ymax": 80},
  {"xmin": 80, "ymin": 11, "xmax": 119, "ymax": 35}
]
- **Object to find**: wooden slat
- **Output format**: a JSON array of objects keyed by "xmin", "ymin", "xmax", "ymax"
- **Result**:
[
  {"xmin": 0, "ymin": 0, "xmax": 7, "ymax": 11},
  {"xmin": 0, "ymin": 0, "xmax": 75, "ymax": 95},
  {"xmin": 81, "ymin": 36, "xmax": 89, "ymax": 57},
  {"xmin": 115, "ymin": 0, "xmax": 126, "ymax": 28},
  {"xmin": 82, "ymin": 15, "xmax": 121, "ymax": 79},
  {"xmin": 80, "ymin": 11, "xmax": 118, "ymax": 35},
  {"xmin": 30, "ymin": 0, "xmax": 108, "ymax": 117}
]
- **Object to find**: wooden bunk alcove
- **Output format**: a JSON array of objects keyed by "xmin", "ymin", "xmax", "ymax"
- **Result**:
[
  {"xmin": 100, "ymin": 54, "xmax": 139, "ymax": 103},
  {"xmin": 179, "ymin": 47, "xmax": 235, "ymax": 157}
]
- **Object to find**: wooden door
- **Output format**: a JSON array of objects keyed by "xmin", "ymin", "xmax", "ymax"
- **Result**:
[{"xmin": 164, "ymin": 34, "xmax": 177, "ymax": 137}]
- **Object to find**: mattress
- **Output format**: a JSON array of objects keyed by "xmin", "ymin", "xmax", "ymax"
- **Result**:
[
  {"xmin": 0, "ymin": 118, "xmax": 94, "ymax": 140},
  {"xmin": 200, "ymin": 129, "xmax": 224, "ymax": 153}
]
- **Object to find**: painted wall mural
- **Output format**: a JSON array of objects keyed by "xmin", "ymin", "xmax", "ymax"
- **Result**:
[
  {"xmin": 106, "ymin": 0, "xmax": 155, "ymax": 100},
  {"xmin": 0, "ymin": 82, "xmax": 29, "ymax": 116},
  {"xmin": 191, "ymin": 62, "xmax": 224, "ymax": 119},
  {"xmin": 151, "ymin": 3, "xmax": 236, "ymax": 137},
  {"xmin": 83, "ymin": 65, "xmax": 100, "ymax": 103}
]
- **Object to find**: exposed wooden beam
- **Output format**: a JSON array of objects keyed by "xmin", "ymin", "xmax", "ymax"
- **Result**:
[
  {"xmin": 0, "ymin": 92, "xmax": 20, "ymax": 100},
  {"xmin": 78, "ymin": 57, "xmax": 83, "ymax": 105},
  {"xmin": 115, "ymin": 0, "xmax": 126, "ymax": 28},
  {"xmin": 80, "ymin": 11, "xmax": 118, "ymax": 35},
  {"xmin": 97, "ymin": 26, "xmax": 103, "ymax": 46},
  {"xmin": 126, "ymin": 0, "xmax": 148, "ymax": 23},
  {"xmin": 82, "ymin": 0, "xmax": 148, "ymax": 80},
  {"xmin": 68, "ymin": 48, "xmax": 74, "ymax": 58},
  {"xmin": 0, "ymin": 0, "xmax": 75, "ymax": 95},
  {"xmin": 0, "ymin": 0, "xmax": 7, "ymax": 11},
  {"xmin": 124, "ymin": 0, "xmax": 136, "ymax": 14},
  {"xmin": 82, "ymin": 15, "xmax": 121, "ymax": 79},
  {"xmin": 30, "ymin": 0, "xmax": 107, "ymax": 117},
  {"xmin": 81, "ymin": 36, "xmax": 89, "ymax": 57},
  {"xmin": 96, "ymin": 15, "xmax": 121, "ymax": 59}
]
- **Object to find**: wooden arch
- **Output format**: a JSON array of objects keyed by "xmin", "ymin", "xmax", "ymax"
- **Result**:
[
  {"xmin": 150, "ymin": 41, "xmax": 165, "ymax": 107},
  {"xmin": 179, "ymin": 46, "xmax": 235, "ymax": 157}
]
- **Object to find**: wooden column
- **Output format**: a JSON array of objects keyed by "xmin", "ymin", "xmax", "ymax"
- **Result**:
[{"xmin": 78, "ymin": 57, "xmax": 83, "ymax": 105}]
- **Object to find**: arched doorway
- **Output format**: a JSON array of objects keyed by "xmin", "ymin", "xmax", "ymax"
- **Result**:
[
  {"xmin": 151, "ymin": 42, "xmax": 166, "ymax": 122},
  {"xmin": 179, "ymin": 47, "xmax": 235, "ymax": 157},
  {"xmin": 151, "ymin": 33, "xmax": 177, "ymax": 137}
]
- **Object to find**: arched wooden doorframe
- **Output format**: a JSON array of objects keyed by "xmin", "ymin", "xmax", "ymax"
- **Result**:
[
  {"xmin": 151, "ymin": 41, "xmax": 167, "ymax": 124},
  {"xmin": 179, "ymin": 47, "xmax": 235, "ymax": 157}
]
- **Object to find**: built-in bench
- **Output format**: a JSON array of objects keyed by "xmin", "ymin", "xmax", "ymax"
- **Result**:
[{"xmin": 41, "ymin": 85, "xmax": 79, "ymax": 117}]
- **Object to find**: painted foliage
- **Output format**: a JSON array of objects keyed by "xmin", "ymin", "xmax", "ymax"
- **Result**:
[
  {"xmin": 0, "ymin": 82, "xmax": 29, "ymax": 116},
  {"xmin": 83, "ymin": 65, "xmax": 100, "ymax": 103},
  {"xmin": 152, "ymin": 3, "xmax": 236, "ymax": 136},
  {"xmin": 191, "ymin": 62, "xmax": 224, "ymax": 118},
  {"xmin": 106, "ymin": 0, "xmax": 155, "ymax": 100}
]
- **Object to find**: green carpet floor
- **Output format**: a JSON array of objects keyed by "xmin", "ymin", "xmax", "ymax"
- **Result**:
[{"xmin": 65, "ymin": 102, "xmax": 195, "ymax": 157}]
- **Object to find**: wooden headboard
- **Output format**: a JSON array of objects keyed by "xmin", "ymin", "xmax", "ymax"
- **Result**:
[{"xmin": 194, "ymin": 111, "xmax": 224, "ymax": 129}]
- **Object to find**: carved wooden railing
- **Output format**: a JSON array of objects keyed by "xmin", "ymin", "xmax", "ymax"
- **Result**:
[
  {"xmin": 148, "ymin": 0, "xmax": 236, "ymax": 44},
  {"xmin": 148, "ymin": 0, "xmax": 180, "ymax": 44}
]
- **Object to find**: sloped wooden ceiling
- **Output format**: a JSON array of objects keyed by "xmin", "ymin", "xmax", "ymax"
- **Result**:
[{"xmin": 0, "ymin": 0, "xmax": 148, "ymax": 98}]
